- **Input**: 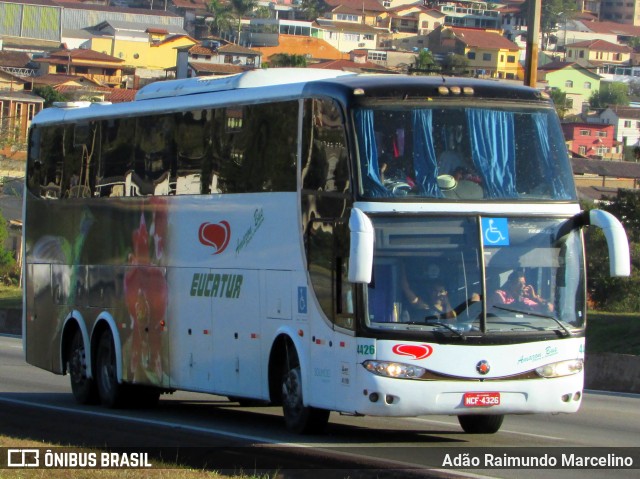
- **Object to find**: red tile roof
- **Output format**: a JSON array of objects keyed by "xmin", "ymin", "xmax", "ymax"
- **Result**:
[
  {"xmin": 324, "ymin": 0, "xmax": 385, "ymax": 13},
  {"xmin": 566, "ymin": 39, "xmax": 633, "ymax": 53},
  {"xmin": 449, "ymin": 27, "xmax": 519, "ymax": 51},
  {"xmin": 253, "ymin": 35, "xmax": 346, "ymax": 62}
]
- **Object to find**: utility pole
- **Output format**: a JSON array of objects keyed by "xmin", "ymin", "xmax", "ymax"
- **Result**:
[{"xmin": 524, "ymin": 0, "xmax": 541, "ymax": 87}]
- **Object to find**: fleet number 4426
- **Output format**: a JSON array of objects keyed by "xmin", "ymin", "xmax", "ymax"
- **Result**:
[{"xmin": 357, "ymin": 345, "xmax": 375, "ymax": 355}]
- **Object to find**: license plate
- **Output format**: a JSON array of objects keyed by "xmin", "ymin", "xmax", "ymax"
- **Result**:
[{"xmin": 463, "ymin": 392, "xmax": 501, "ymax": 407}]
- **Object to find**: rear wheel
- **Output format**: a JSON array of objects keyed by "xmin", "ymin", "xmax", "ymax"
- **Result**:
[
  {"xmin": 458, "ymin": 414, "xmax": 504, "ymax": 434},
  {"xmin": 281, "ymin": 348, "xmax": 329, "ymax": 434},
  {"xmin": 96, "ymin": 329, "xmax": 126, "ymax": 408},
  {"xmin": 68, "ymin": 329, "xmax": 98, "ymax": 405}
]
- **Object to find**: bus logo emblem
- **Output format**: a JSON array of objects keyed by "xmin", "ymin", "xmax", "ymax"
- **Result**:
[
  {"xmin": 198, "ymin": 221, "xmax": 231, "ymax": 254},
  {"xmin": 392, "ymin": 344, "xmax": 433, "ymax": 360},
  {"xmin": 476, "ymin": 360, "xmax": 491, "ymax": 375}
]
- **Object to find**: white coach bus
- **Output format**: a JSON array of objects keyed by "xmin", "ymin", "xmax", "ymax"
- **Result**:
[{"xmin": 23, "ymin": 69, "xmax": 630, "ymax": 434}]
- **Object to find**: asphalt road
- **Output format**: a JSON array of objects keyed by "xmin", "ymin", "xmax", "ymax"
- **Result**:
[{"xmin": 1, "ymin": 335, "xmax": 639, "ymax": 479}]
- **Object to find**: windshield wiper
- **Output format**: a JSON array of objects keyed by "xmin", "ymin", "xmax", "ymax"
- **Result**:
[
  {"xmin": 492, "ymin": 306, "xmax": 571, "ymax": 336},
  {"xmin": 423, "ymin": 319, "xmax": 466, "ymax": 339}
]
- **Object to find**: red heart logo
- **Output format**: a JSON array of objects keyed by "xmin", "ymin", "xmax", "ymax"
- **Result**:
[
  {"xmin": 198, "ymin": 221, "xmax": 231, "ymax": 254},
  {"xmin": 392, "ymin": 344, "xmax": 433, "ymax": 360}
]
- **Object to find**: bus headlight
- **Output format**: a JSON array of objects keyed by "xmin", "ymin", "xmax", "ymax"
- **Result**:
[
  {"xmin": 363, "ymin": 360, "xmax": 426, "ymax": 379},
  {"xmin": 535, "ymin": 359, "xmax": 583, "ymax": 378}
]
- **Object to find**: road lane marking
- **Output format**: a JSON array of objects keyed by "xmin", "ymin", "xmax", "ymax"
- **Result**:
[{"xmin": 405, "ymin": 417, "xmax": 565, "ymax": 441}]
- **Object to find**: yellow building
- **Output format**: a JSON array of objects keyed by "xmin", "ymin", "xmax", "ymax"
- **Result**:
[
  {"xmin": 84, "ymin": 21, "xmax": 197, "ymax": 71},
  {"xmin": 427, "ymin": 26, "xmax": 523, "ymax": 80},
  {"xmin": 565, "ymin": 39, "xmax": 633, "ymax": 66}
]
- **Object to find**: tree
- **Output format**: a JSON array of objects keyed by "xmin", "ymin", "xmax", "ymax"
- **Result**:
[
  {"xmin": 548, "ymin": 88, "xmax": 570, "ymax": 119},
  {"xmin": 584, "ymin": 191, "xmax": 640, "ymax": 312},
  {"xmin": 589, "ymin": 82, "xmax": 630, "ymax": 109},
  {"xmin": 207, "ymin": 0, "xmax": 233, "ymax": 37},
  {"xmin": 0, "ymin": 211, "xmax": 15, "ymax": 278},
  {"xmin": 298, "ymin": 0, "xmax": 329, "ymax": 21},
  {"xmin": 523, "ymin": 0, "xmax": 577, "ymax": 50},
  {"xmin": 409, "ymin": 49, "xmax": 440, "ymax": 75},
  {"xmin": 33, "ymin": 86, "xmax": 67, "ymax": 108},
  {"xmin": 230, "ymin": 0, "xmax": 257, "ymax": 44},
  {"xmin": 268, "ymin": 53, "xmax": 307, "ymax": 68},
  {"xmin": 440, "ymin": 54, "xmax": 469, "ymax": 77}
]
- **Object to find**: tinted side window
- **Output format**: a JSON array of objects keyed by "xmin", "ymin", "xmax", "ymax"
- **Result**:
[
  {"xmin": 215, "ymin": 101, "xmax": 298, "ymax": 193},
  {"xmin": 96, "ymin": 118, "xmax": 135, "ymax": 197},
  {"xmin": 301, "ymin": 98, "xmax": 349, "ymax": 193}
]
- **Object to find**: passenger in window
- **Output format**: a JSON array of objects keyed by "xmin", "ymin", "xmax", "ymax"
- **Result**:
[{"xmin": 492, "ymin": 270, "xmax": 553, "ymax": 313}]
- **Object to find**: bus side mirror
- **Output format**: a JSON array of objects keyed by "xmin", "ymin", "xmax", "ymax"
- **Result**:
[
  {"xmin": 348, "ymin": 208, "xmax": 374, "ymax": 284},
  {"xmin": 588, "ymin": 209, "xmax": 631, "ymax": 277}
]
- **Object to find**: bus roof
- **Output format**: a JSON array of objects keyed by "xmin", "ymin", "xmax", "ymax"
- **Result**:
[
  {"xmin": 134, "ymin": 68, "xmax": 356, "ymax": 101},
  {"xmin": 31, "ymin": 70, "xmax": 550, "ymax": 127}
]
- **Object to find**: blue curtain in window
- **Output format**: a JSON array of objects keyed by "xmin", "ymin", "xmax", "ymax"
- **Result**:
[
  {"xmin": 355, "ymin": 109, "xmax": 388, "ymax": 197},
  {"xmin": 532, "ymin": 112, "xmax": 569, "ymax": 199},
  {"xmin": 412, "ymin": 109, "xmax": 441, "ymax": 197},
  {"xmin": 467, "ymin": 109, "xmax": 517, "ymax": 198}
]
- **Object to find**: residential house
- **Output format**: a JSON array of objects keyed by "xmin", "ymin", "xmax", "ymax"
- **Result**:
[
  {"xmin": 565, "ymin": 38, "xmax": 633, "ymax": 70},
  {"xmin": 426, "ymin": 0, "xmax": 502, "ymax": 29},
  {"xmin": 0, "ymin": 71, "xmax": 44, "ymax": 162},
  {"xmin": 562, "ymin": 122, "xmax": 620, "ymax": 160},
  {"xmin": 354, "ymin": 48, "xmax": 423, "ymax": 72},
  {"xmin": 500, "ymin": 1, "xmax": 528, "ymax": 50},
  {"xmin": 246, "ymin": 19, "xmax": 316, "ymax": 47},
  {"xmin": 427, "ymin": 26, "xmax": 522, "ymax": 80},
  {"xmin": 176, "ymin": 39, "xmax": 261, "ymax": 79},
  {"xmin": 599, "ymin": 106, "xmax": 640, "ymax": 150},
  {"xmin": 600, "ymin": 0, "xmax": 640, "ymax": 25},
  {"xmin": 34, "ymin": 48, "xmax": 125, "ymax": 87},
  {"xmin": 0, "ymin": 51, "xmax": 37, "ymax": 78},
  {"xmin": 170, "ymin": 0, "xmax": 210, "ymax": 38},
  {"xmin": 324, "ymin": 0, "xmax": 386, "ymax": 27},
  {"xmin": 379, "ymin": 4, "xmax": 445, "ymax": 51},
  {"xmin": 537, "ymin": 61, "xmax": 601, "ymax": 116},
  {"xmin": 80, "ymin": 21, "xmax": 196, "ymax": 75},
  {"xmin": 315, "ymin": 6, "xmax": 388, "ymax": 53}
]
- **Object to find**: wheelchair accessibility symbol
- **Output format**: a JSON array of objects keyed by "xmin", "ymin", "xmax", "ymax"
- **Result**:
[
  {"xmin": 481, "ymin": 218, "xmax": 509, "ymax": 246},
  {"xmin": 298, "ymin": 287, "xmax": 308, "ymax": 314}
]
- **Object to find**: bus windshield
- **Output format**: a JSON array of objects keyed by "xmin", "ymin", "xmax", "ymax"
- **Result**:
[
  {"xmin": 354, "ymin": 103, "xmax": 576, "ymax": 201},
  {"xmin": 365, "ymin": 216, "xmax": 586, "ymax": 337}
]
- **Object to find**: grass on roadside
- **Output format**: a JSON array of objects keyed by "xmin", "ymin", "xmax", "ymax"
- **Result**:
[
  {"xmin": 0, "ymin": 285, "xmax": 21, "ymax": 309},
  {"xmin": 586, "ymin": 311, "xmax": 640, "ymax": 356},
  {"xmin": 0, "ymin": 436, "xmax": 270, "ymax": 479}
]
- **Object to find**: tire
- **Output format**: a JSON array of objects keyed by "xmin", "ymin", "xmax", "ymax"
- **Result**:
[
  {"xmin": 67, "ymin": 329, "xmax": 98, "ymax": 405},
  {"xmin": 458, "ymin": 414, "xmax": 504, "ymax": 434},
  {"xmin": 95, "ymin": 329, "xmax": 126, "ymax": 408},
  {"xmin": 281, "ymin": 352, "xmax": 329, "ymax": 434}
]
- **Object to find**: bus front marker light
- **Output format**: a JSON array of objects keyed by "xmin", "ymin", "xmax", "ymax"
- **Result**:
[
  {"xmin": 535, "ymin": 359, "xmax": 583, "ymax": 378},
  {"xmin": 369, "ymin": 392, "xmax": 379, "ymax": 403},
  {"xmin": 573, "ymin": 392, "xmax": 582, "ymax": 401},
  {"xmin": 561, "ymin": 394, "xmax": 571, "ymax": 402},
  {"xmin": 385, "ymin": 395, "xmax": 396, "ymax": 405}
]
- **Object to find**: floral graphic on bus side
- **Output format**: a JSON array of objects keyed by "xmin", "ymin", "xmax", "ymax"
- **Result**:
[
  {"xmin": 198, "ymin": 220, "xmax": 231, "ymax": 254},
  {"xmin": 124, "ymin": 199, "xmax": 169, "ymax": 385}
]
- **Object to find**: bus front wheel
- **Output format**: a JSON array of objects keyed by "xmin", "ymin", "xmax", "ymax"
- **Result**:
[
  {"xmin": 281, "ymin": 356, "xmax": 329, "ymax": 434},
  {"xmin": 68, "ymin": 329, "xmax": 98, "ymax": 404},
  {"xmin": 458, "ymin": 414, "xmax": 504, "ymax": 434}
]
